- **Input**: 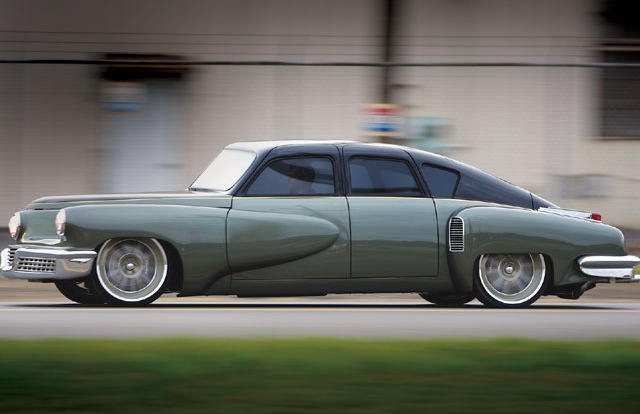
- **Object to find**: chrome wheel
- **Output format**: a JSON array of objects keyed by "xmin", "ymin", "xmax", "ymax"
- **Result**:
[
  {"xmin": 95, "ymin": 238, "xmax": 167, "ymax": 305},
  {"xmin": 476, "ymin": 253, "xmax": 546, "ymax": 307}
]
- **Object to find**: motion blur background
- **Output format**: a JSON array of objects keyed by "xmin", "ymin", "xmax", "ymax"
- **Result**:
[{"xmin": 1, "ymin": 0, "xmax": 639, "ymax": 228}]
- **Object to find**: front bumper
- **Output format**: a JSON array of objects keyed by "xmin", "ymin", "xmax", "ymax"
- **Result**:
[
  {"xmin": 578, "ymin": 255, "xmax": 640, "ymax": 283},
  {"xmin": 0, "ymin": 246, "xmax": 96, "ymax": 280}
]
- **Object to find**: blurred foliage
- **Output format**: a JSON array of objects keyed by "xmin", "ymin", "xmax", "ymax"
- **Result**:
[{"xmin": 1, "ymin": 338, "xmax": 640, "ymax": 413}]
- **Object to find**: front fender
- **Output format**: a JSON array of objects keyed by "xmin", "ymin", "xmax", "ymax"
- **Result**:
[
  {"xmin": 447, "ymin": 206, "xmax": 627, "ymax": 291},
  {"xmin": 63, "ymin": 204, "xmax": 229, "ymax": 295}
]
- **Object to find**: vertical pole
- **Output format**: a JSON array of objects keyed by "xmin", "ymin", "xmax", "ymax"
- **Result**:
[{"xmin": 382, "ymin": 0, "xmax": 395, "ymax": 103}]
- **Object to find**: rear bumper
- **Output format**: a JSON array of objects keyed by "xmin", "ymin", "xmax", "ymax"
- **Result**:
[
  {"xmin": 578, "ymin": 255, "xmax": 640, "ymax": 283},
  {"xmin": 0, "ymin": 246, "xmax": 96, "ymax": 280}
]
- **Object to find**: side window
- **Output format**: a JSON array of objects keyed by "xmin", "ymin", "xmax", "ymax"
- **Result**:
[
  {"xmin": 246, "ymin": 157, "xmax": 335, "ymax": 196},
  {"xmin": 421, "ymin": 164, "xmax": 459, "ymax": 198},
  {"xmin": 348, "ymin": 157, "xmax": 422, "ymax": 196}
]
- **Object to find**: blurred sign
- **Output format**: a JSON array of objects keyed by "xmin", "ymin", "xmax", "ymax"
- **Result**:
[
  {"xmin": 362, "ymin": 104, "xmax": 402, "ymax": 137},
  {"xmin": 101, "ymin": 82, "xmax": 147, "ymax": 112},
  {"xmin": 405, "ymin": 116, "xmax": 452, "ymax": 153}
]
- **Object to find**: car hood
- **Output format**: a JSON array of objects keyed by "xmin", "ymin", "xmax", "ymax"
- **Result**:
[{"xmin": 27, "ymin": 190, "xmax": 232, "ymax": 210}]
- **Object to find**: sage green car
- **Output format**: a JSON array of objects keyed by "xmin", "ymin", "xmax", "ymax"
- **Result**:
[{"xmin": 2, "ymin": 141, "xmax": 639, "ymax": 307}]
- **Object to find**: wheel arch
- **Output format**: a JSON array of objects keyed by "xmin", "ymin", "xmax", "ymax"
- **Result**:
[{"xmin": 157, "ymin": 239, "xmax": 184, "ymax": 293}]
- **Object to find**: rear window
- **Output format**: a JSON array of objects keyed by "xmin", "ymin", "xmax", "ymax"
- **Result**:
[{"xmin": 455, "ymin": 174, "xmax": 533, "ymax": 208}]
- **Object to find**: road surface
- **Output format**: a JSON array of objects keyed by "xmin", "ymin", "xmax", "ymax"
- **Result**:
[{"xmin": 2, "ymin": 300, "xmax": 640, "ymax": 340}]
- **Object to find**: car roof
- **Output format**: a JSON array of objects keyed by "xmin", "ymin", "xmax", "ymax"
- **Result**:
[
  {"xmin": 225, "ymin": 140, "xmax": 351, "ymax": 155},
  {"xmin": 221, "ymin": 140, "xmax": 551, "ymax": 208},
  {"xmin": 226, "ymin": 140, "xmax": 469, "ymax": 169}
]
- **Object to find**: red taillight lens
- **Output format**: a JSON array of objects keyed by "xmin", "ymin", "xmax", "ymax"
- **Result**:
[{"xmin": 590, "ymin": 213, "xmax": 602, "ymax": 222}]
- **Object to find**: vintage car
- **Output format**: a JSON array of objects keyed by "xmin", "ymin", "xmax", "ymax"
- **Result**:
[{"xmin": 2, "ymin": 140, "xmax": 639, "ymax": 307}]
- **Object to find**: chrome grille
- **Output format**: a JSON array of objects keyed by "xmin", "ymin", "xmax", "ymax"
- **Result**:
[
  {"xmin": 7, "ymin": 247, "xmax": 17, "ymax": 267},
  {"xmin": 15, "ymin": 257, "xmax": 56, "ymax": 273},
  {"xmin": 449, "ymin": 217, "xmax": 464, "ymax": 252}
]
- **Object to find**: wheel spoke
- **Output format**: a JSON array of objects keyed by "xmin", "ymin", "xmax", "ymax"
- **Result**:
[
  {"xmin": 96, "ymin": 238, "xmax": 168, "ymax": 304},
  {"xmin": 477, "ymin": 253, "xmax": 546, "ymax": 306}
]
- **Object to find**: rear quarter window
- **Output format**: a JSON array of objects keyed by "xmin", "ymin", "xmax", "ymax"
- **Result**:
[{"xmin": 421, "ymin": 164, "xmax": 459, "ymax": 198}]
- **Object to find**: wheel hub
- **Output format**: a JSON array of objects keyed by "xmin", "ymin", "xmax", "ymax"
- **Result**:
[
  {"xmin": 120, "ymin": 254, "xmax": 143, "ymax": 278},
  {"xmin": 500, "ymin": 260, "xmax": 520, "ymax": 279}
]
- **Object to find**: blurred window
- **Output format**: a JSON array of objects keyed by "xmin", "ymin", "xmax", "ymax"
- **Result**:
[
  {"xmin": 601, "ymin": 48, "xmax": 640, "ymax": 138},
  {"xmin": 247, "ymin": 157, "xmax": 335, "ymax": 196},
  {"xmin": 421, "ymin": 164, "xmax": 459, "ymax": 198},
  {"xmin": 349, "ymin": 157, "xmax": 421, "ymax": 196}
]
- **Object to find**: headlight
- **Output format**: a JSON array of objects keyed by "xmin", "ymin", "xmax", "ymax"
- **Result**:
[
  {"xmin": 55, "ymin": 209, "xmax": 66, "ymax": 236},
  {"xmin": 8, "ymin": 213, "xmax": 21, "ymax": 240}
]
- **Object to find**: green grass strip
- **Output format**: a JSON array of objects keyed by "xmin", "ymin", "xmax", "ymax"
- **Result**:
[{"xmin": 1, "ymin": 338, "xmax": 639, "ymax": 413}]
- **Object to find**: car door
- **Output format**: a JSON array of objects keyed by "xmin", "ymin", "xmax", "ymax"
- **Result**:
[
  {"xmin": 344, "ymin": 145, "xmax": 439, "ymax": 278},
  {"xmin": 228, "ymin": 145, "xmax": 350, "ymax": 280}
]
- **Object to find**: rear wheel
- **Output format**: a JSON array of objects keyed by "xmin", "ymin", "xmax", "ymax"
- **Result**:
[
  {"xmin": 419, "ymin": 293, "xmax": 474, "ymax": 307},
  {"xmin": 474, "ymin": 253, "xmax": 547, "ymax": 308},
  {"xmin": 93, "ymin": 238, "xmax": 168, "ymax": 306},
  {"xmin": 54, "ymin": 278, "xmax": 105, "ymax": 305}
]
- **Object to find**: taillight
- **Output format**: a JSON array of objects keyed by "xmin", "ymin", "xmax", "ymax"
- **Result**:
[{"xmin": 539, "ymin": 207, "xmax": 603, "ymax": 223}]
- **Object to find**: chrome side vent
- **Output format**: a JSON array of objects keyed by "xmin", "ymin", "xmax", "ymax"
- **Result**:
[{"xmin": 449, "ymin": 217, "xmax": 464, "ymax": 252}]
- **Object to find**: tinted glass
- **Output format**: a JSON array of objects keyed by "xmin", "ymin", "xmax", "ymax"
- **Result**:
[
  {"xmin": 247, "ymin": 157, "xmax": 335, "ymax": 196},
  {"xmin": 421, "ymin": 164, "xmax": 459, "ymax": 198},
  {"xmin": 349, "ymin": 157, "xmax": 421, "ymax": 196},
  {"xmin": 455, "ymin": 174, "xmax": 533, "ymax": 208}
]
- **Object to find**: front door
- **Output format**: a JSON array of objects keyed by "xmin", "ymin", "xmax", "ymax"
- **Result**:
[{"xmin": 228, "ymin": 148, "xmax": 349, "ymax": 280}]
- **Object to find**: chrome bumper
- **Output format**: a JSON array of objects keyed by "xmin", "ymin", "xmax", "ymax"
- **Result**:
[
  {"xmin": 578, "ymin": 255, "xmax": 640, "ymax": 283},
  {"xmin": 0, "ymin": 246, "xmax": 96, "ymax": 280}
]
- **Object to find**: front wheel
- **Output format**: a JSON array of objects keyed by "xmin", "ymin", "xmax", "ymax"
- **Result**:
[
  {"xmin": 54, "ymin": 278, "xmax": 105, "ymax": 305},
  {"xmin": 474, "ymin": 253, "xmax": 547, "ymax": 308},
  {"xmin": 92, "ymin": 238, "xmax": 168, "ymax": 306}
]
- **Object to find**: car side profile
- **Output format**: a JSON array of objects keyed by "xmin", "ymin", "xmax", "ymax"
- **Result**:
[{"xmin": 2, "ymin": 140, "xmax": 639, "ymax": 307}]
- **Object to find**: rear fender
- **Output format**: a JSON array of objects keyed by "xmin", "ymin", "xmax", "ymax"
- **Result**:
[{"xmin": 447, "ymin": 206, "xmax": 626, "ymax": 291}]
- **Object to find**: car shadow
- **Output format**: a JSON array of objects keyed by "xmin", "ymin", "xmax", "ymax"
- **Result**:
[{"xmin": 9, "ymin": 301, "xmax": 628, "ymax": 311}]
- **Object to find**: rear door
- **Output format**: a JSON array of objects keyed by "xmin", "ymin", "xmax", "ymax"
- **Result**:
[{"xmin": 344, "ymin": 145, "xmax": 438, "ymax": 278}]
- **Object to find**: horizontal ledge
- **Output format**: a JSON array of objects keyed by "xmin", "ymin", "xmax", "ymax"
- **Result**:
[{"xmin": 3, "ymin": 59, "xmax": 640, "ymax": 68}]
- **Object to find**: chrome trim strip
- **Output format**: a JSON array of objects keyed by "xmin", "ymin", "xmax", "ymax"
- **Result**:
[
  {"xmin": 21, "ymin": 238, "xmax": 63, "ymax": 246},
  {"xmin": 578, "ymin": 255, "xmax": 640, "ymax": 280},
  {"xmin": 0, "ymin": 246, "xmax": 96, "ymax": 280},
  {"xmin": 539, "ymin": 207, "xmax": 600, "ymax": 223}
]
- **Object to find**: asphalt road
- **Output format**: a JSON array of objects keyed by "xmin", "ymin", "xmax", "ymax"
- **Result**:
[{"xmin": 2, "ymin": 300, "xmax": 640, "ymax": 340}]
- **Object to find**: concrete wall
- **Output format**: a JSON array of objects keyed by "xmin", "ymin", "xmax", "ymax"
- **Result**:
[{"xmin": 1, "ymin": 0, "xmax": 639, "ymax": 227}]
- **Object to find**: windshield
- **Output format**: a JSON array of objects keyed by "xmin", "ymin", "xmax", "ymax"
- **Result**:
[{"xmin": 190, "ymin": 148, "xmax": 256, "ymax": 191}]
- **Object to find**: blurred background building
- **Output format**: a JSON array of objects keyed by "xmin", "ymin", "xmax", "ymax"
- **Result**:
[{"xmin": 1, "ymin": 0, "xmax": 639, "ymax": 227}]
